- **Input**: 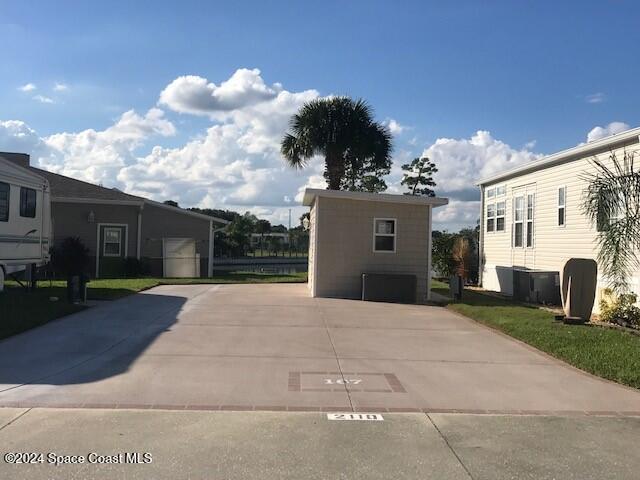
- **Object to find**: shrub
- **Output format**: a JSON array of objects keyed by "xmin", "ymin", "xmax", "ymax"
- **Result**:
[
  {"xmin": 50, "ymin": 237, "xmax": 90, "ymax": 278},
  {"xmin": 599, "ymin": 288, "xmax": 640, "ymax": 328},
  {"xmin": 123, "ymin": 257, "xmax": 150, "ymax": 277}
]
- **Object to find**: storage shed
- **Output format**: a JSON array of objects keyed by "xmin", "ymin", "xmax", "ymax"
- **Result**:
[{"xmin": 302, "ymin": 189, "xmax": 448, "ymax": 303}]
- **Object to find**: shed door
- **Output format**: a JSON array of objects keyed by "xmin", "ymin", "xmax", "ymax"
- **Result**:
[{"xmin": 163, "ymin": 238, "xmax": 198, "ymax": 278}]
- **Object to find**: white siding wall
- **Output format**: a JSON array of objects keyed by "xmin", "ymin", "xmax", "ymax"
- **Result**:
[{"xmin": 481, "ymin": 138, "xmax": 640, "ymax": 311}]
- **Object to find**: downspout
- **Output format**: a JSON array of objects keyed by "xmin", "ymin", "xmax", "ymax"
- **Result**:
[
  {"xmin": 208, "ymin": 220, "xmax": 213, "ymax": 277},
  {"xmin": 136, "ymin": 205, "xmax": 143, "ymax": 260}
]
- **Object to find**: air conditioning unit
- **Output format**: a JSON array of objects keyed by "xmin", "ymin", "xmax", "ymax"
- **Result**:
[{"xmin": 513, "ymin": 268, "xmax": 561, "ymax": 305}]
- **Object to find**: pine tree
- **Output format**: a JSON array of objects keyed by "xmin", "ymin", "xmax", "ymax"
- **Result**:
[{"xmin": 400, "ymin": 157, "xmax": 437, "ymax": 196}]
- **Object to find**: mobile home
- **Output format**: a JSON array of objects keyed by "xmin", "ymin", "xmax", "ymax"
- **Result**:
[
  {"xmin": 0, "ymin": 154, "xmax": 51, "ymax": 290},
  {"xmin": 477, "ymin": 126, "xmax": 640, "ymax": 309}
]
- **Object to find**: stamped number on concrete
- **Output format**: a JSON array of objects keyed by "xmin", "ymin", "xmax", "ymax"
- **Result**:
[{"xmin": 327, "ymin": 413, "xmax": 384, "ymax": 421}]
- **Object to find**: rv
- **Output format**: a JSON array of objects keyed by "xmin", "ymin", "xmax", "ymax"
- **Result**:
[{"xmin": 0, "ymin": 154, "xmax": 51, "ymax": 291}]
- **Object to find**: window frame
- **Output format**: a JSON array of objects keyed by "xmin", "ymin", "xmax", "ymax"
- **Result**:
[
  {"xmin": 0, "ymin": 182, "xmax": 9, "ymax": 222},
  {"xmin": 103, "ymin": 227, "xmax": 123, "ymax": 257},
  {"xmin": 486, "ymin": 203, "xmax": 495, "ymax": 233},
  {"xmin": 513, "ymin": 196, "xmax": 524, "ymax": 248},
  {"xmin": 19, "ymin": 187, "xmax": 37, "ymax": 218},
  {"xmin": 558, "ymin": 186, "xmax": 566, "ymax": 227},
  {"xmin": 526, "ymin": 193, "xmax": 535, "ymax": 248},
  {"xmin": 495, "ymin": 200, "xmax": 506, "ymax": 232},
  {"xmin": 372, "ymin": 217, "xmax": 397, "ymax": 253}
]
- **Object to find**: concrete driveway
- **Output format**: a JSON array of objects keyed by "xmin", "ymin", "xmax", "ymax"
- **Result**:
[{"xmin": 0, "ymin": 283, "xmax": 639, "ymax": 414}]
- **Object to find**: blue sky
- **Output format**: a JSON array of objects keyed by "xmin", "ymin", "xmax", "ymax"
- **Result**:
[{"xmin": 1, "ymin": 1, "xmax": 638, "ymax": 229}]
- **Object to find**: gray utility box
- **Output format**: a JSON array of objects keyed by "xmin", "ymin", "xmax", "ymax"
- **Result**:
[
  {"xmin": 361, "ymin": 273, "xmax": 417, "ymax": 304},
  {"xmin": 513, "ymin": 269, "xmax": 561, "ymax": 305}
]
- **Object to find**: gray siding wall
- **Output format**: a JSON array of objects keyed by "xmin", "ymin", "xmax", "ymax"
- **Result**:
[
  {"xmin": 314, "ymin": 197, "xmax": 430, "ymax": 301},
  {"xmin": 51, "ymin": 202, "xmax": 139, "ymax": 275}
]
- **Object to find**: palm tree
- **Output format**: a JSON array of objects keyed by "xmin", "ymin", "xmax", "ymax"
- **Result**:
[
  {"xmin": 281, "ymin": 97, "xmax": 393, "ymax": 190},
  {"xmin": 582, "ymin": 151, "xmax": 640, "ymax": 293}
]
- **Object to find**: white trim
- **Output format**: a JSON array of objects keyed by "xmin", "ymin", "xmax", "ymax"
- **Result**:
[
  {"xmin": 478, "ymin": 188, "xmax": 484, "ymax": 286},
  {"xmin": 95, "ymin": 223, "xmax": 129, "ymax": 278},
  {"xmin": 373, "ymin": 217, "xmax": 397, "ymax": 253},
  {"xmin": 495, "ymin": 200, "xmax": 506, "ymax": 232},
  {"xmin": 526, "ymin": 193, "xmax": 535, "ymax": 248},
  {"xmin": 426, "ymin": 205, "xmax": 433, "ymax": 301},
  {"xmin": 477, "ymin": 127, "xmax": 640, "ymax": 185},
  {"xmin": 302, "ymin": 188, "xmax": 448, "ymax": 207}
]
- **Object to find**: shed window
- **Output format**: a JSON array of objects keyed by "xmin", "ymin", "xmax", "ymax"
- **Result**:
[
  {"xmin": 486, "ymin": 187, "xmax": 495, "ymax": 199},
  {"xmin": 19, "ymin": 187, "xmax": 36, "ymax": 218},
  {"xmin": 0, "ymin": 182, "xmax": 9, "ymax": 222},
  {"xmin": 496, "ymin": 185, "xmax": 506, "ymax": 196},
  {"xmin": 558, "ymin": 186, "xmax": 566, "ymax": 226},
  {"xmin": 486, "ymin": 204, "xmax": 495, "ymax": 232},
  {"xmin": 513, "ymin": 196, "xmax": 524, "ymax": 247},
  {"xmin": 373, "ymin": 218, "xmax": 396, "ymax": 252},
  {"xmin": 103, "ymin": 228, "xmax": 122, "ymax": 256}
]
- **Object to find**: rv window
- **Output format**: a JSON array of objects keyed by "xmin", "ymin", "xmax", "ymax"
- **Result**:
[
  {"xmin": 104, "ymin": 228, "xmax": 122, "ymax": 256},
  {"xmin": 373, "ymin": 218, "xmax": 396, "ymax": 252},
  {"xmin": 0, "ymin": 182, "xmax": 9, "ymax": 222},
  {"xmin": 19, "ymin": 187, "xmax": 36, "ymax": 218}
]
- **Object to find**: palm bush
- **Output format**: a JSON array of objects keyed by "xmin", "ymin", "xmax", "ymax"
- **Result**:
[{"xmin": 582, "ymin": 151, "xmax": 640, "ymax": 294}]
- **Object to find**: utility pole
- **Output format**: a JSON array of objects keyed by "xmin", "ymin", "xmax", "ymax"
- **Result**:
[{"xmin": 288, "ymin": 209, "xmax": 292, "ymax": 257}]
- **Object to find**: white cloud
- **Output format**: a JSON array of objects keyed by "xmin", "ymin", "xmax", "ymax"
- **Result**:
[
  {"xmin": 420, "ymin": 130, "xmax": 541, "ymax": 196},
  {"xmin": 158, "ymin": 68, "xmax": 281, "ymax": 116},
  {"xmin": 33, "ymin": 95, "xmax": 54, "ymax": 104},
  {"xmin": 53, "ymin": 83, "xmax": 69, "ymax": 92},
  {"xmin": 585, "ymin": 92, "xmax": 605, "ymax": 104},
  {"xmin": 40, "ymin": 108, "xmax": 175, "ymax": 184},
  {"xmin": 0, "ymin": 69, "xmax": 321, "ymax": 225},
  {"xmin": 385, "ymin": 118, "xmax": 405, "ymax": 135},
  {"xmin": 18, "ymin": 83, "xmax": 36, "ymax": 92},
  {"xmin": 586, "ymin": 121, "xmax": 630, "ymax": 142}
]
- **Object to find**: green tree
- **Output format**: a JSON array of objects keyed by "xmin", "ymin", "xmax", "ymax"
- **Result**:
[
  {"xmin": 582, "ymin": 151, "xmax": 640, "ymax": 293},
  {"xmin": 281, "ymin": 97, "xmax": 393, "ymax": 190},
  {"xmin": 401, "ymin": 157, "xmax": 437, "ymax": 196}
]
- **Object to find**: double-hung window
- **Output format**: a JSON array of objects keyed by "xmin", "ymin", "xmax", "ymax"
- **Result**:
[
  {"xmin": 103, "ymin": 228, "xmax": 122, "ymax": 256},
  {"xmin": 373, "ymin": 218, "xmax": 396, "ymax": 252},
  {"xmin": 19, "ymin": 187, "xmax": 36, "ymax": 218},
  {"xmin": 526, "ymin": 194, "xmax": 535, "ymax": 247},
  {"xmin": 0, "ymin": 182, "xmax": 9, "ymax": 222},
  {"xmin": 513, "ymin": 196, "xmax": 524, "ymax": 247},
  {"xmin": 496, "ymin": 201, "xmax": 505, "ymax": 232},
  {"xmin": 486, "ymin": 204, "xmax": 495, "ymax": 232},
  {"xmin": 558, "ymin": 187, "xmax": 566, "ymax": 226},
  {"xmin": 485, "ymin": 185, "xmax": 506, "ymax": 233}
]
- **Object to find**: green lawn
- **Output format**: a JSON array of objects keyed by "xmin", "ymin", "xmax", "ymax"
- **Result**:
[
  {"xmin": 433, "ymin": 285, "xmax": 640, "ymax": 390},
  {"xmin": 0, "ymin": 272, "xmax": 307, "ymax": 340}
]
